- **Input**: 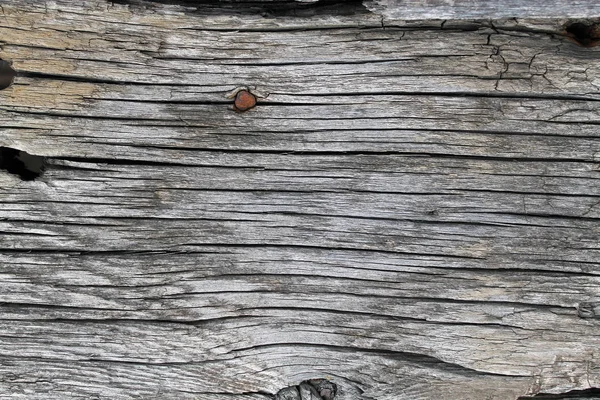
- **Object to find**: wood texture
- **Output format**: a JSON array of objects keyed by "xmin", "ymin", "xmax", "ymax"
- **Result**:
[
  {"xmin": 368, "ymin": 0, "xmax": 600, "ymax": 20},
  {"xmin": 1, "ymin": 1, "xmax": 600, "ymax": 399}
]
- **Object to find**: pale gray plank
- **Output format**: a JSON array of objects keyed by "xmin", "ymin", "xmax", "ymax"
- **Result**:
[{"xmin": 1, "ymin": 1, "xmax": 600, "ymax": 399}]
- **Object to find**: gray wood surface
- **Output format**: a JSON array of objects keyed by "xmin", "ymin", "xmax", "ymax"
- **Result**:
[
  {"xmin": 1, "ymin": 1, "xmax": 600, "ymax": 399},
  {"xmin": 368, "ymin": 0, "xmax": 600, "ymax": 20}
]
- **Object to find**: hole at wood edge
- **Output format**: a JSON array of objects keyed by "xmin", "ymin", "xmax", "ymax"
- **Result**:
[
  {"xmin": 0, "ymin": 59, "xmax": 16, "ymax": 90},
  {"xmin": 274, "ymin": 378, "xmax": 337, "ymax": 400},
  {"xmin": 0, "ymin": 147, "xmax": 46, "ymax": 181},
  {"xmin": 518, "ymin": 387, "xmax": 600, "ymax": 399},
  {"xmin": 565, "ymin": 21, "xmax": 600, "ymax": 47}
]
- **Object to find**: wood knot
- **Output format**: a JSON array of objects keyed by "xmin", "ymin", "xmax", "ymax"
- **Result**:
[{"xmin": 578, "ymin": 301, "xmax": 599, "ymax": 318}]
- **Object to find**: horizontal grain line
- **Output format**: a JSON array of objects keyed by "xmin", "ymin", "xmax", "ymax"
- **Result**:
[
  {"xmin": 0, "ymin": 307, "xmax": 543, "ymax": 332},
  {"xmin": 48, "ymin": 151, "xmax": 598, "ymax": 163},
  {"xmin": 0, "ymin": 249, "xmax": 218, "ymax": 255},
  {"xmin": 173, "ymin": 24, "xmax": 385, "ymax": 33},
  {"xmin": 154, "ymin": 289, "xmax": 574, "ymax": 312},
  {"xmin": 464, "ymin": 211, "xmax": 600, "ymax": 222},
  {"xmin": 271, "ymin": 90, "xmax": 600, "ymax": 102},
  {"xmin": 149, "ymin": 56, "xmax": 479, "ymax": 67},
  {"xmin": 0, "ymin": 302, "xmax": 123, "ymax": 312},
  {"xmin": 226, "ymin": 342, "xmax": 529, "ymax": 377},
  {"xmin": 0, "ymin": 230, "xmax": 61, "ymax": 237},
  {"xmin": 0, "ymin": 244, "xmax": 485, "ymax": 259},
  {"xmin": 74, "ymin": 212, "xmax": 599, "ymax": 225},
  {"xmin": 233, "ymin": 306, "xmax": 545, "ymax": 330},
  {"xmin": 174, "ymin": 243, "xmax": 486, "ymax": 259},
  {"xmin": 217, "ymin": 210, "xmax": 600, "ymax": 224},
  {"xmin": 4, "ymin": 109, "xmax": 175, "ymax": 122},
  {"xmin": 0, "ymin": 315, "xmax": 262, "ymax": 326},
  {"xmin": 254, "ymin": 308, "xmax": 586, "ymax": 335},
  {"xmin": 13, "ymin": 71, "xmax": 600, "ymax": 103},
  {"xmin": 17, "ymin": 71, "xmax": 209, "ymax": 87},
  {"xmin": 0, "ymin": 219, "xmax": 127, "ymax": 227},
  {"xmin": 171, "ymin": 23, "xmax": 480, "ymax": 33},
  {"xmin": 113, "ymin": 126, "xmax": 600, "ymax": 140},
  {"xmin": 0, "ymin": 354, "xmax": 198, "ymax": 366},
  {"xmin": 95, "ymin": 214, "xmax": 515, "ymax": 227},
  {"xmin": 50, "ymin": 156, "xmax": 222, "ymax": 167},
  {"xmin": 458, "ymin": 188, "xmax": 599, "ymax": 198}
]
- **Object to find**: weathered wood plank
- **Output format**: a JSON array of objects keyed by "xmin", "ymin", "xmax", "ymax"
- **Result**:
[
  {"xmin": 1, "ymin": 0, "xmax": 600, "ymax": 399},
  {"xmin": 368, "ymin": 0, "xmax": 600, "ymax": 20}
]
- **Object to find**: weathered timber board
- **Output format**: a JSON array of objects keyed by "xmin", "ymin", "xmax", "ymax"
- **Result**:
[{"xmin": 1, "ymin": 1, "xmax": 600, "ymax": 399}]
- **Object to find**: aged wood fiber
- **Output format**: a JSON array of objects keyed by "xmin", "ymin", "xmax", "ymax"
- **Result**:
[
  {"xmin": 367, "ymin": 0, "xmax": 600, "ymax": 20},
  {"xmin": 1, "ymin": 0, "xmax": 600, "ymax": 399}
]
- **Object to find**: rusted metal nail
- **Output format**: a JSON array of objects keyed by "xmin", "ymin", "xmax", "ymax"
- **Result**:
[
  {"xmin": 234, "ymin": 90, "xmax": 257, "ymax": 112},
  {"xmin": 226, "ymin": 86, "xmax": 268, "ymax": 112}
]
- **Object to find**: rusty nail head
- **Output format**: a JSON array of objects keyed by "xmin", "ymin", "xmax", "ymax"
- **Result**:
[
  {"xmin": 226, "ymin": 86, "xmax": 268, "ymax": 112},
  {"xmin": 234, "ymin": 90, "xmax": 257, "ymax": 112}
]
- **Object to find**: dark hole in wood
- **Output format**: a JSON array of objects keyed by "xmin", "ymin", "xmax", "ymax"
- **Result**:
[
  {"xmin": 109, "ymin": 0, "xmax": 367, "ymax": 17},
  {"xmin": 0, "ymin": 59, "xmax": 16, "ymax": 90},
  {"xmin": 565, "ymin": 22, "xmax": 600, "ymax": 46},
  {"xmin": 0, "ymin": 147, "xmax": 46, "ymax": 181},
  {"xmin": 274, "ymin": 379, "xmax": 337, "ymax": 400},
  {"xmin": 518, "ymin": 387, "xmax": 600, "ymax": 399}
]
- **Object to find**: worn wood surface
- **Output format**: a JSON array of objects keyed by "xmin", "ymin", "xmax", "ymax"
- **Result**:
[
  {"xmin": 1, "ymin": 1, "xmax": 600, "ymax": 399},
  {"xmin": 367, "ymin": 0, "xmax": 600, "ymax": 20}
]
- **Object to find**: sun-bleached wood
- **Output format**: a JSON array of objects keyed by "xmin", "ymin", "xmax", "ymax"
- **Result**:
[
  {"xmin": 1, "ymin": 1, "xmax": 600, "ymax": 399},
  {"xmin": 367, "ymin": 0, "xmax": 600, "ymax": 20}
]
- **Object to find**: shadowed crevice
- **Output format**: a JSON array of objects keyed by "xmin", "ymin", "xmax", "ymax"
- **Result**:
[
  {"xmin": 0, "ymin": 147, "xmax": 46, "ymax": 181},
  {"xmin": 518, "ymin": 388, "xmax": 600, "ymax": 399},
  {"xmin": 565, "ymin": 21, "xmax": 600, "ymax": 47},
  {"xmin": 0, "ymin": 59, "xmax": 16, "ymax": 90},
  {"xmin": 108, "ymin": 0, "xmax": 369, "ymax": 17}
]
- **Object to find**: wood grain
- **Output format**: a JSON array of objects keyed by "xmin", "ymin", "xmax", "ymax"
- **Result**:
[
  {"xmin": 1, "ymin": 1, "xmax": 600, "ymax": 399},
  {"xmin": 368, "ymin": 0, "xmax": 600, "ymax": 20}
]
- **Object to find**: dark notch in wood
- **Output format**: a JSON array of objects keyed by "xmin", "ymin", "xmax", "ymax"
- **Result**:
[
  {"xmin": 0, "ymin": 59, "xmax": 16, "ymax": 90},
  {"xmin": 565, "ymin": 21, "xmax": 600, "ymax": 47},
  {"xmin": 517, "ymin": 387, "xmax": 600, "ymax": 399},
  {"xmin": 274, "ymin": 379, "xmax": 337, "ymax": 400},
  {"xmin": 577, "ymin": 302, "xmax": 600, "ymax": 319},
  {"xmin": 0, "ymin": 147, "xmax": 46, "ymax": 181},
  {"xmin": 108, "ymin": 0, "xmax": 368, "ymax": 17}
]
